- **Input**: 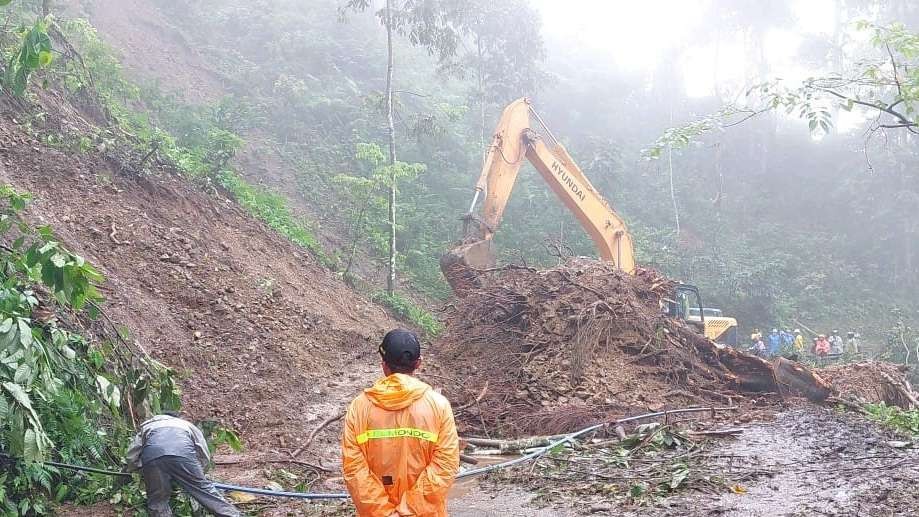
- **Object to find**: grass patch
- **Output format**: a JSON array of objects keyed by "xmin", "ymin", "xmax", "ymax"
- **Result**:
[
  {"xmin": 864, "ymin": 403, "xmax": 919, "ymax": 437},
  {"xmin": 217, "ymin": 171, "xmax": 338, "ymax": 270},
  {"xmin": 371, "ymin": 291, "xmax": 442, "ymax": 337}
]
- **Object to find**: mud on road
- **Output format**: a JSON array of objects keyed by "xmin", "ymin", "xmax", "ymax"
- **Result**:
[
  {"xmin": 242, "ymin": 406, "xmax": 916, "ymax": 517},
  {"xmin": 625, "ymin": 406, "xmax": 919, "ymax": 517},
  {"xmin": 452, "ymin": 406, "xmax": 918, "ymax": 517}
]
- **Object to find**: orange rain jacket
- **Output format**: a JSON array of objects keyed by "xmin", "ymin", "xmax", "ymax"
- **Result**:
[{"xmin": 342, "ymin": 373, "xmax": 460, "ymax": 516}]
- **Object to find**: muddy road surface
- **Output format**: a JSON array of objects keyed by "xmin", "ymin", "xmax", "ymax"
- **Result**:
[
  {"xmin": 448, "ymin": 406, "xmax": 918, "ymax": 516},
  {"xmin": 622, "ymin": 406, "xmax": 919, "ymax": 517},
  {"xmin": 60, "ymin": 406, "xmax": 916, "ymax": 516}
]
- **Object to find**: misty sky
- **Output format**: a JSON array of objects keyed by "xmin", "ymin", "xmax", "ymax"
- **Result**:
[
  {"xmin": 531, "ymin": 1, "xmax": 836, "ymax": 90},
  {"xmin": 530, "ymin": 0, "xmax": 872, "ymax": 132}
]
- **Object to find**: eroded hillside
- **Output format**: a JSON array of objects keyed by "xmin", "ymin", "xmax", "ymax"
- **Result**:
[{"xmin": 0, "ymin": 95, "xmax": 396, "ymax": 453}]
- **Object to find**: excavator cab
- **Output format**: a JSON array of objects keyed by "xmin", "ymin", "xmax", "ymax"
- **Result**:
[
  {"xmin": 664, "ymin": 284, "xmax": 737, "ymax": 347},
  {"xmin": 668, "ymin": 284, "xmax": 705, "ymax": 331}
]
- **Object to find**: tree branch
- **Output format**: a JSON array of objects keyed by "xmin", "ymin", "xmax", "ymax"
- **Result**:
[
  {"xmin": 818, "ymin": 87, "xmax": 915, "ymax": 127},
  {"xmin": 886, "ymin": 43, "xmax": 905, "ymax": 101},
  {"xmin": 721, "ymin": 107, "xmax": 774, "ymax": 128}
]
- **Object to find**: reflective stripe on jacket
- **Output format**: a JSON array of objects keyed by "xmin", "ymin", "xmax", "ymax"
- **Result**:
[{"xmin": 342, "ymin": 373, "xmax": 460, "ymax": 517}]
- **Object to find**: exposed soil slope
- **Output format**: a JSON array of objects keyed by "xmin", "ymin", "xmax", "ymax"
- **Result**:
[
  {"xmin": 67, "ymin": 0, "xmax": 373, "ymax": 277},
  {"xmin": 67, "ymin": 0, "xmax": 224, "ymax": 103},
  {"xmin": 0, "ymin": 101, "xmax": 397, "ymax": 454}
]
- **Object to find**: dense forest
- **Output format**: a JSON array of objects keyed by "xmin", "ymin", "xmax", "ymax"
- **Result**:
[
  {"xmin": 0, "ymin": 0, "xmax": 917, "ymax": 514},
  {"xmin": 117, "ymin": 0, "xmax": 919, "ymax": 341}
]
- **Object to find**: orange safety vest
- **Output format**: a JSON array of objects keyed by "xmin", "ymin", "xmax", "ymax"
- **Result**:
[{"xmin": 342, "ymin": 374, "xmax": 459, "ymax": 517}]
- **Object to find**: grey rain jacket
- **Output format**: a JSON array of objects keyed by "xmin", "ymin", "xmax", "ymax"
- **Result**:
[{"xmin": 126, "ymin": 415, "xmax": 210, "ymax": 471}]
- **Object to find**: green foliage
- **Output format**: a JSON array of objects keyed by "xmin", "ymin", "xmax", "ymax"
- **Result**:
[
  {"xmin": 864, "ymin": 403, "xmax": 919, "ymax": 437},
  {"xmin": 437, "ymin": 0, "xmax": 546, "ymax": 123},
  {"xmin": 3, "ymin": 16, "xmax": 53, "ymax": 96},
  {"xmin": 218, "ymin": 170, "xmax": 339, "ymax": 269},
  {"xmin": 882, "ymin": 311, "xmax": 918, "ymax": 372},
  {"xmin": 371, "ymin": 291, "xmax": 442, "ymax": 336},
  {"xmin": 197, "ymin": 420, "xmax": 244, "ymax": 456},
  {"xmin": 58, "ymin": 19, "xmax": 139, "ymax": 103},
  {"xmin": 0, "ymin": 187, "xmax": 180, "ymax": 514},
  {"xmin": 647, "ymin": 21, "xmax": 919, "ymax": 156},
  {"xmin": 342, "ymin": 0, "xmax": 460, "ymax": 61},
  {"xmin": 334, "ymin": 142, "xmax": 426, "ymax": 275}
]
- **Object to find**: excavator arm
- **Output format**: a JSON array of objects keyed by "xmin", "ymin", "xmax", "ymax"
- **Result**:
[{"xmin": 441, "ymin": 98, "xmax": 635, "ymax": 293}]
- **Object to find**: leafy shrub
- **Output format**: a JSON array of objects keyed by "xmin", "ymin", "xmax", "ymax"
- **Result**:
[
  {"xmin": 0, "ymin": 186, "xmax": 181, "ymax": 514},
  {"xmin": 3, "ymin": 16, "xmax": 53, "ymax": 96},
  {"xmin": 864, "ymin": 403, "xmax": 919, "ymax": 437}
]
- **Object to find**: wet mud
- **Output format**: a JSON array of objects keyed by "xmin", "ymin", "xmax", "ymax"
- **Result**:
[{"xmin": 630, "ymin": 407, "xmax": 919, "ymax": 517}]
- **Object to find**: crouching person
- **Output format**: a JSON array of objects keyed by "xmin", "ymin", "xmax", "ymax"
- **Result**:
[
  {"xmin": 126, "ymin": 411, "xmax": 240, "ymax": 517},
  {"xmin": 342, "ymin": 328, "xmax": 460, "ymax": 516}
]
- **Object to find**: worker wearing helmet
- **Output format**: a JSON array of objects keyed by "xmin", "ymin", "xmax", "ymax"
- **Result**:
[
  {"xmin": 793, "ymin": 329, "xmax": 804, "ymax": 352},
  {"xmin": 828, "ymin": 330, "xmax": 844, "ymax": 355},
  {"xmin": 342, "ymin": 329, "xmax": 460, "ymax": 517},
  {"xmin": 767, "ymin": 329, "xmax": 781, "ymax": 356}
]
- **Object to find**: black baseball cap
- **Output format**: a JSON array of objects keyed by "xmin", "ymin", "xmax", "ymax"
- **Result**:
[{"xmin": 379, "ymin": 329, "xmax": 421, "ymax": 367}]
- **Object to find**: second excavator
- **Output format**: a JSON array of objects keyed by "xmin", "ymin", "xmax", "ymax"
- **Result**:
[{"xmin": 441, "ymin": 98, "xmax": 738, "ymax": 346}]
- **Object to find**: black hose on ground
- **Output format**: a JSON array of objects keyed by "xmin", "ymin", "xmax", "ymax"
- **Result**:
[{"xmin": 2, "ymin": 406, "xmax": 736, "ymax": 501}]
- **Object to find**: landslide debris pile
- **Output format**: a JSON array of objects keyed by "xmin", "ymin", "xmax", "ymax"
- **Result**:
[
  {"xmin": 436, "ymin": 259, "xmax": 781, "ymax": 435},
  {"xmin": 820, "ymin": 362, "xmax": 917, "ymax": 409}
]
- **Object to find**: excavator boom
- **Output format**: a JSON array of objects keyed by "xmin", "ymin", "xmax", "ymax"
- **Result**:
[{"xmin": 441, "ymin": 98, "xmax": 634, "ymax": 293}]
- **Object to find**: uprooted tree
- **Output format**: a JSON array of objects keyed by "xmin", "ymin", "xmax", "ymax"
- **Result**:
[{"xmin": 435, "ymin": 259, "xmax": 832, "ymax": 436}]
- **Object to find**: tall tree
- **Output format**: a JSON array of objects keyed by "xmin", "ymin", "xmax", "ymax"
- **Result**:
[
  {"xmin": 439, "ymin": 0, "xmax": 546, "ymax": 149},
  {"xmin": 342, "ymin": 0, "xmax": 459, "ymax": 294}
]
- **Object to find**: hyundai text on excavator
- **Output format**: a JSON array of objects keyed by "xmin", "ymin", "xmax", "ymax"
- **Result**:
[{"xmin": 441, "ymin": 98, "xmax": 739, "ymax": 346}]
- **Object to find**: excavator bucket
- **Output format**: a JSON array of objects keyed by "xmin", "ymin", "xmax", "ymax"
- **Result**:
[{"xmin": 440, "ymin": 238, "xmax": 496, "ymax": 296}]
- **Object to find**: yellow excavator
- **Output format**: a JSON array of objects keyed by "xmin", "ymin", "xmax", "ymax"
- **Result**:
[{"xmin": 441, "ymin": 98, "xmax": 738, "ymax": 346}]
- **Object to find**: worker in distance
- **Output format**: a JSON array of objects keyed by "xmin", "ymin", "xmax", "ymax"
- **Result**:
[{"xmin": 342, "ymin": 328, "xmax": 460, "ymax": 516}]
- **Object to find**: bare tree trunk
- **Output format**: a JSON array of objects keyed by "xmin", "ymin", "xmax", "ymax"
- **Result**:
[
  {"xmin": 385, "ymin": 0, "xmax": 397, "ymax": 295},
  {"xmin": 477, "ymin": 34, "xmax": 486, "ymax": 155},
  {"xmin": 668, "ymin": 144, "xmax": 680, "ymax": 238},
  {"xmin": 906, "ymin": 218, "xmax": 915, "ymax": 288},
  {"xmin": 344, "ymin": 193, "xmax": 372, "ymax": 278}
]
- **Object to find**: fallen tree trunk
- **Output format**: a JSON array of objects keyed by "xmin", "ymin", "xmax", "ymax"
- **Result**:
[
  {"xmin": 773, "ymin": 357, "xmax": 833, "ymax": 402},
  {"xmin": 464, "ymin": 436, "xmax": 553, "ymax": 452}
]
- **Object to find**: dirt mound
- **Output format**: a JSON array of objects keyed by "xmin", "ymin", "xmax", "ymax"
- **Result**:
[
  {"xmin": 0, "ymin": 99, "xmax": 397, "ymax": 455},
  {"xmin": 819, "ymin": 361, "xmax": 916, "ymax": 408},
  {"xmin": 435, "ymin": 259, "xmax": 784, "ymax": 436}
]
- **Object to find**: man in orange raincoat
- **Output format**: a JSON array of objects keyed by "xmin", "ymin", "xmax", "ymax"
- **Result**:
[{"xmin": 342, "ymin": 329, "xmax": 460, "ymax": 516}]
